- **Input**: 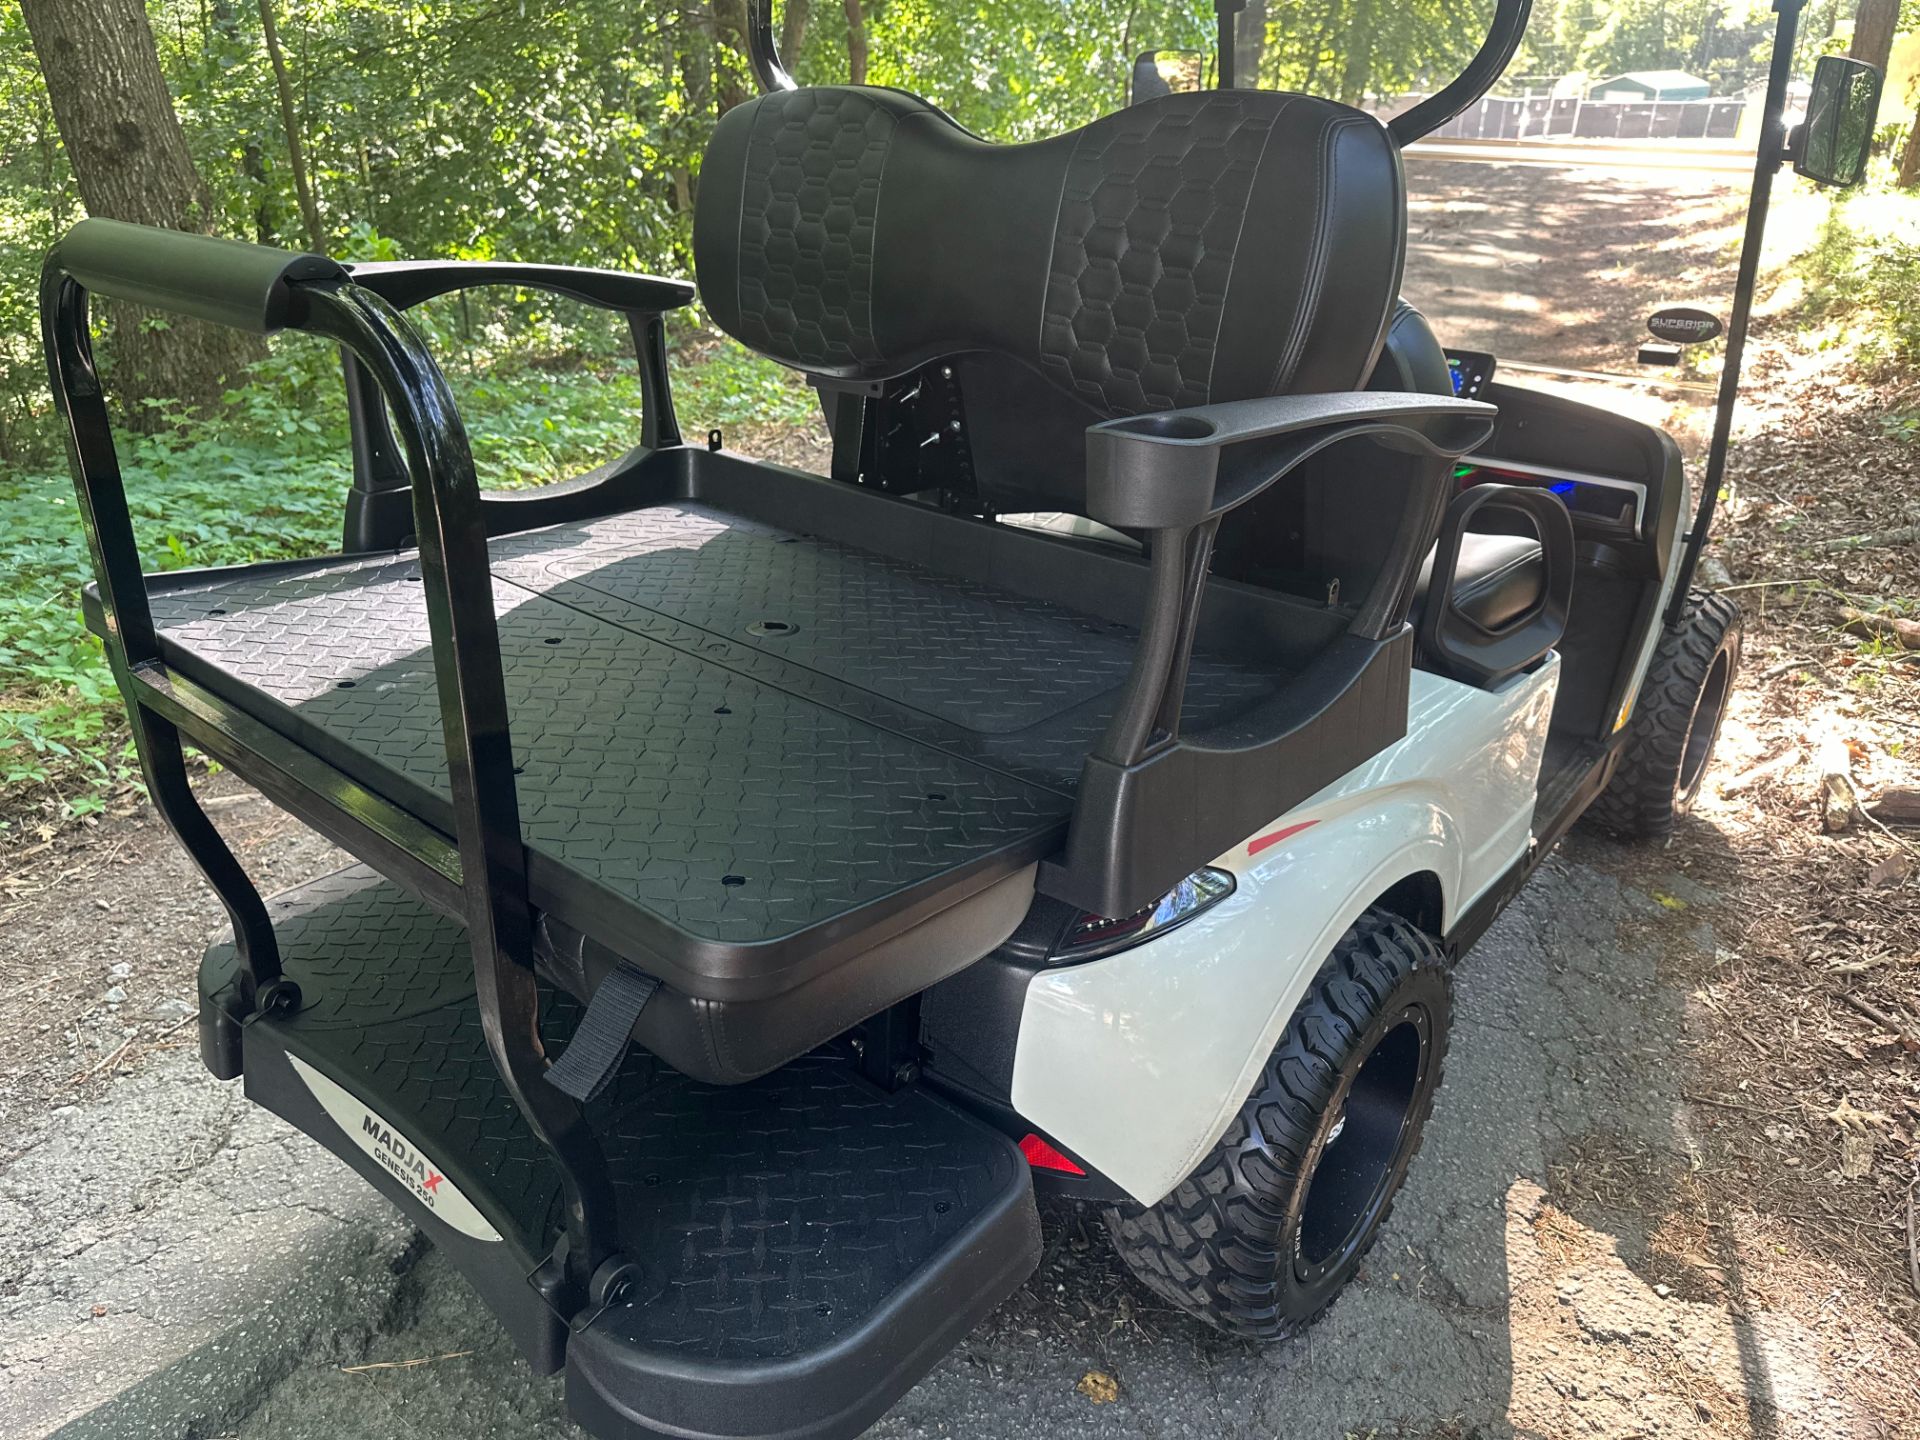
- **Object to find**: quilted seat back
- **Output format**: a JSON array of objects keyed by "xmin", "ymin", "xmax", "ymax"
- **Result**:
[{"xmin": 693, "ymin": 86, "xmax": 1406, "ymax": 514}]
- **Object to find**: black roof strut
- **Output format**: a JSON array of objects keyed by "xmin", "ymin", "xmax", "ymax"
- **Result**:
[{"xmin": 745, "ymin": 0, "xmax": 1529, "ymax": 147}]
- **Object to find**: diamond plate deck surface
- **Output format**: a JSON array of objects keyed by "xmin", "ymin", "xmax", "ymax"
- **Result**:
[
  {"xmin": 488, "ymin": 505, "xmax": 1142, "ymax": 735},
  {"xmin": 211, "ymin": 867, "xmax": 1026, "ymax": 1362},
  {"xmin": 149, "ymin": 503, "xmax": 1283, "ymax": 952}
]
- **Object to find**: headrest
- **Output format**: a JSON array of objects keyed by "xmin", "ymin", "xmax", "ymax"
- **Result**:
[{"xmin": 694, "ymin": 86, "xmax": 1406, "ymax": 419}]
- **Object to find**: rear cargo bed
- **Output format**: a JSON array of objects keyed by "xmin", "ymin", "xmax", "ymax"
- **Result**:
[{"xmin": 107, "ymin": 499, "xmax": 1290, "ymax": 987}]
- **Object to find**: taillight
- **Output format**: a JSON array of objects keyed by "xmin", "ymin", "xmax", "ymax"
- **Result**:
[{"xmin": 1049, "ymin": 866, "xmax": 1234, "ymax": 963}]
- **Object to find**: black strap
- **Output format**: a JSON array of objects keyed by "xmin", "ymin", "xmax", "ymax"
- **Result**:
[{"xmin": 544, "ymin": 964, "xmax": 660, "ymax": 1102}]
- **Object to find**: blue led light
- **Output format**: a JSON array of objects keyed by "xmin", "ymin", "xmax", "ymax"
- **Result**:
[{"xmin": 1550, "ymin": 481, "xmax": 1577, "ymax": 495}]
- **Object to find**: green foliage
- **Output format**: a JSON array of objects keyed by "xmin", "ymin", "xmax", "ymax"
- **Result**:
[
  {"xmin": 1796, "ymin": 187, "xmax": 1920, "ymax": 370},
  {"xmin": 0, "ymin": 0, "xmax": 1845, "ymax": 818}
]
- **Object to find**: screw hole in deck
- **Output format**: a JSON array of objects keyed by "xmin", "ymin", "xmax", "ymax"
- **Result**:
[
  {"xmin": 714, "ymin": 705, "xmax": 732, "ymax": 715},
  {"xmin": 335, "ymin": 680, "xmax": 356, "ymax": 689},
  {"xmin": 926, "ymin": 792, "xmax": 947, "ymax": 802},
  {"xmin": 747, "ymin": 618, "xmax": 795, "ymax": 637},
  {"xmin": 721, "ymin": 873, "xmax": 747, "ymax": 887}
]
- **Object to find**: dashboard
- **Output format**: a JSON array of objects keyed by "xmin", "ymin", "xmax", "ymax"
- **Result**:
[
  {"xmin": 1445, "ymin": 348, "xmax": 1495, "ymax": 401},
  {"xmin": 1442, "ymin": 349, "xmax": 1647, "ymax": 537}
]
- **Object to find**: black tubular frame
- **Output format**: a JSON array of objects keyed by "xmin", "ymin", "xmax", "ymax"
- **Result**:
[
  {"xmin": 1664, "ymin": 0, "xmax": 1801, "ymax": 626},
  {"xmin": 1387, "ymin": 0, "xmax": 1533, "ymax": 145},
  {"xmin": 35, "ymin": 240, "xmax": 704, "ymax": 1309}
]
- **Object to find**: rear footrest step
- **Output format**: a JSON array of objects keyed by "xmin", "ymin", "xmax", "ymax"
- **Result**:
[{"xmin": 200, "ymin": 866, "xmax": 1040, "ymax": 1440}]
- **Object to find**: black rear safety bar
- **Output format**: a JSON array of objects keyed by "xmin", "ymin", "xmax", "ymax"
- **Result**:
[{"xmin": 39, "ymin": 218, "xmax": 694, "ymax": 1312}]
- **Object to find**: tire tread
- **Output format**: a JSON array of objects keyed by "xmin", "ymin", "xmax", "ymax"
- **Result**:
[
  {"xmin": 1104, "ymin": 909, "xmax": 1447, "ymax": 1339},
  {"xmin": 1588, "ymin": 588, "xmax": 1741, "ymax": 839}
]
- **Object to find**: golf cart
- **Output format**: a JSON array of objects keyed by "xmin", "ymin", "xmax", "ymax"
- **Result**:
[{"xmin": 39, "ymin": 0, "xmax": 1880, "ymax": 1434}]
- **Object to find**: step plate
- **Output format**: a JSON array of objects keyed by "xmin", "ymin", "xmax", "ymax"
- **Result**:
[{"xmin": 204, "ymin": 866, "xmax": 1040, "ymax": 1439}]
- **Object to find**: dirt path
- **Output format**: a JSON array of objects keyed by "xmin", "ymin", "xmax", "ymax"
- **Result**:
[
  {"xmin": 0, "ymin": 778, "xmax": 344, "ymax": 1155},
  {"xmin": 1403, "ymin": 155, "xmax": 1749, "ymax": 375}
]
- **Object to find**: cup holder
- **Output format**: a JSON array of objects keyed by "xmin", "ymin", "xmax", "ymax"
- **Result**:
[{"xmin": 1116, "ymin": 413, "xmax": 1217, "ymax": 441}]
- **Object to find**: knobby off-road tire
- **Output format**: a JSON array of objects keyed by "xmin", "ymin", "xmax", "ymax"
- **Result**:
[
  {"xmin": 1588, "ymin": 588, "xmax": 1742, "ymax": 841},
  {"xmin": 1104, "ymin": 909, "xmax": 1450, "ymax": 1340}
]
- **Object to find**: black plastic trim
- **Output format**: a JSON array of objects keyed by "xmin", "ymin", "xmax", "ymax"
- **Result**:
[
  {"xmin": 1417, "ymin": 484, "xmax": 1573, "ymax": 687},
  {"xmin": 345, "ymin": 260, "xmax": 693, "ymax": 316}
]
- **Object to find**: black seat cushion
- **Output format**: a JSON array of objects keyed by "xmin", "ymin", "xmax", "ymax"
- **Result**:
[
  {"xmin": 693, "ymin": 86, "xmax": 1405, "ymax": 514},
  {"xmin": 1412, "ymin": 532, "xmax": 1545, "ymax": 632}
]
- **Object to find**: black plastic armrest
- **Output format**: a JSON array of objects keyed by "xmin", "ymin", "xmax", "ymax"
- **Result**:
[
  {"xmin": 337, "ymin": 262, "xmax": 692, "ymax": 546},
  {"xmin": 1088, "ymin": 392, "xmax": 1497, "ymax": 769},
  {"xmin": 344, "ymin": 260, "xmax": 694, "ymax": 315},
  {"xmin": 1085, "ymin": 391, "xmax": 1497, "ymax": 531}
]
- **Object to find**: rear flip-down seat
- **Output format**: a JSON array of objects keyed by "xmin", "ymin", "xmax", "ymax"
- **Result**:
[{"xmin": 104, "ymin": 497, "xmax": 1292, "ymax": 1082}]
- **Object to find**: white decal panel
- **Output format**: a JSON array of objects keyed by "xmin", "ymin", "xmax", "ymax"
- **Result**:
[{"xmin": 288, "ymin": 1053, "xmax": 504, "ymax": 1243}]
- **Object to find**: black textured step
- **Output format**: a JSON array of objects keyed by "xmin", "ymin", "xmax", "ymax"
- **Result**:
[
  {"xmin": 202, "ymin": 867, "xmax": 1040, "ymax": 1439},
  {"xmin": 126, "ymin": 500, "xmax": 1285, "ymax": 976}
]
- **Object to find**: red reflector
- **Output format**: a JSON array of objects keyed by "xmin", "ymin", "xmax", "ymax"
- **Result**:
[{"xmin": 1018, "ymin": 1133, "xmax": 1086, "ymax": 1176}]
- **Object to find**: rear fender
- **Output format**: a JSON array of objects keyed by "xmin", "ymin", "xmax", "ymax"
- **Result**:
[
  {"xmin": 1009, "ymin": 661, "xmax": 1556, "ymax": 1205},
  {"xmin": 1010, "ymin": 795, "xmax": 1460, "ymax": 1205}
]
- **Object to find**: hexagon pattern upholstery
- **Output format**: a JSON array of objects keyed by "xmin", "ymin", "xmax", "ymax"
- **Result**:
[
  {"xmin": 1036, "ymin": 97, "xmax": 1275, "ymax": 414},
  {"xmin": 730, "ymin": 88, "xmax": 893, "ymax": 370},
  {"xmin": 694, "ymin": 84, "xmax": 1405, "ymax": 514}
]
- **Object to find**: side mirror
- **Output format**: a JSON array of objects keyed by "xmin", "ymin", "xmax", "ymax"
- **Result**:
[
  {"xmin": 1130, "ymin": 49, "xmax": 1206, "ymax": 105},
  {"xmin": 1793, "ymin": 54, "xmax": 1883, "ymax": 187}
]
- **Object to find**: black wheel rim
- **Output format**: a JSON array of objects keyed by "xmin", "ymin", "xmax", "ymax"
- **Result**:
[
  {"xmin": 1678, "ymin": 646, "xmax": 1734, "ymax": 801},
  {"xmin": 1293, "ymin": 1005, "xmax": 1431, "ymax": 1282}
]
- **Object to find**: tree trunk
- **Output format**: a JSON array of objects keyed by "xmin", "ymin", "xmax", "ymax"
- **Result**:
[
  {"xmin": 1235, "ymin": 0, "xmax": 1268, "ymax": 89},
  {"xmin": 1337, "ymin": 0, "xmax": 1375, "ymax": 107},
  {"xmin": 1850, "ymin": 0, "xmax": 1900, "ymax": 73},
  {"xmin": 844, "ymin": 0, "xmax": 867, "ymax": 85},
  {"xmin": 257, "ymin": 0, "xmax": 325, "ymax": 252},
  {"xmin": 781, "ymin": 0, "xmax": 812, "ymax": 70},
  {"xmin": 710, "ymin": 0, "xmax": 752, "ymax": 112},
  {"xmin": 21, "ymin": 0, "xmax": 263, "ymax": 416}
]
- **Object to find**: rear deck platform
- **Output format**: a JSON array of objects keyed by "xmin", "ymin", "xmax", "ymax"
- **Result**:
[
  {"xmin": 105, "ymin": 497, "xmax": 1291, "ymax": 993},
  {"xmin": 203, "ymin": 865, "xmax": 1041, "ymax": 1440}
]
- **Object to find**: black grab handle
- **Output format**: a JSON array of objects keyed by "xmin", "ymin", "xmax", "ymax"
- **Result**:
[
  {"xmin": 1084, "ymin": 391, "xmax": 1497, "ymax": 532},
  {"xmin": 1417, "ymin": 483, "xmax": 1575, "ymax": 687},
  {"xmin": 53, "ymin": 218, "xmax": 346, "ymax": 335}
]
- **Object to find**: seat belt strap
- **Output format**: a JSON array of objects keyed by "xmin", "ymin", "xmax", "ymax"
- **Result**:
[{"xmin": 544, "ymin": 963, "xmax": 660, "ymax": 1103}]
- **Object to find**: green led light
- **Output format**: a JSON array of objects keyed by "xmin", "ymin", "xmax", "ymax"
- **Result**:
[{"xmin": 1453, "ymin": 464, "xmax": 1476, "ymax": 478}]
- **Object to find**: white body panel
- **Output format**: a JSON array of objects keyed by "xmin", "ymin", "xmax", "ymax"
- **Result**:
[{"xmin": 1009, "ymin": 658, "xmax": 1559, "ymax": 1206}]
